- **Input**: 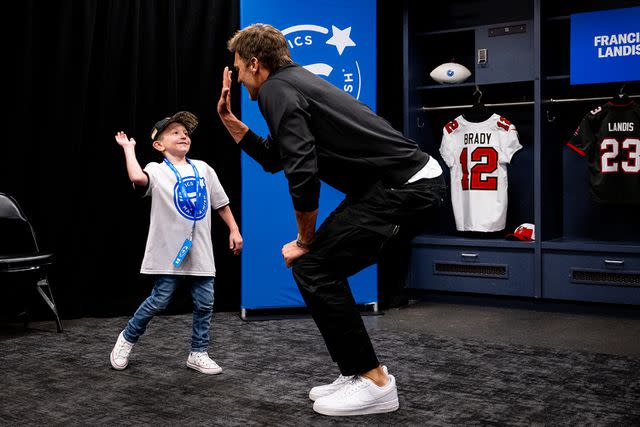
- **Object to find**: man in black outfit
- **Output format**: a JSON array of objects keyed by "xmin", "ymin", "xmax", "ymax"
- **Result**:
[{"xmin": 217, "ymin": 23, "xmax": 445, "ymax": 416}]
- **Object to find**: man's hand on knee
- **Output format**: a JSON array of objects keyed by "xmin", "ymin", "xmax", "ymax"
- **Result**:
[{"xmin": 281, "ymin": 240, "xmax": 309, "ymax": 268}]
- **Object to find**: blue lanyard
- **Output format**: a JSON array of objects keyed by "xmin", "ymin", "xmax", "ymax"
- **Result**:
[{"xmin": 163, "ymin": 158, "xmax": 203, "ymax": 238}]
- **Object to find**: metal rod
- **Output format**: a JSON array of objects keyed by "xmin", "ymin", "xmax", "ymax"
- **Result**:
[
  {"xmin": 421, "ymin": 101, "xmax": 533, "ymax": 111},
  {"xmin": 543, "ymin": 94, "xmax": 639, "ymax": 104},
  {"xmin": 421, "ymin": 94, "xmax": 638, "ymax": 111}
]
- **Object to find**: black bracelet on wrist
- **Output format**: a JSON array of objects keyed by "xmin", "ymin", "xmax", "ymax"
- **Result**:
[{"xmin": 296, "ymin": 239, "xmax": 311, "ymax": 249}]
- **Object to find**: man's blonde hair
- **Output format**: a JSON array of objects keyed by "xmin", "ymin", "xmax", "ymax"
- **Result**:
[{"xmin": 227, "ymin": 23, "xmax": 293, "ymax": 71}]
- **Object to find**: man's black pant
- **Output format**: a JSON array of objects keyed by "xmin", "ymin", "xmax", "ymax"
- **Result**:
[{"xmin": 291, "ymin": 175, "xmax": 446, "ymax": 376}]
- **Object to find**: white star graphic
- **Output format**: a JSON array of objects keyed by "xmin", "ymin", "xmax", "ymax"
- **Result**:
[{"xmin": 325, "ymin": 25, "xmax": 356, "ymax": 56}]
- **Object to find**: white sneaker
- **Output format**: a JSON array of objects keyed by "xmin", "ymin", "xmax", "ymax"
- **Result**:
[
  {"xmin": 110, "ymin": 331, "xmax": 134, "ymax": 370},
  {"xmin": 309, "ymin": 365, "xmax": 388, "ymax": 401},
  {"xmin": 186, "ymin": 352, "xmax": 222, "ymax": 375},
  {"xmin": 309, "ymin": 374, "xmax": 354, "ymax": 401},
  {"xmin": 313, "ymin": 373, "xmax": 399, "ymax": 416}
]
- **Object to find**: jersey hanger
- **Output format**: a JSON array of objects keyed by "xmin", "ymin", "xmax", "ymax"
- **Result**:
[
  {"xmin": 611, "ymin": 83, "xmax": 630, "ymax": 104},
  {"xmin": 463, "ymin": 85, "xmax": 493, "ymax": 122}
]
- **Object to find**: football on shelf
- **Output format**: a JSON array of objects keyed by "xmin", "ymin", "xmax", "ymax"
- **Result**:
[{"xmin": 429, "ymin": 62, "xmax": 471, "ymax": 84}]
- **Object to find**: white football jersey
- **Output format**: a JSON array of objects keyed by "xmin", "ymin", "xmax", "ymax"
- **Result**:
[{"xmin": 439, "ymin": 114, "xmax": 522, "ymax": 232}]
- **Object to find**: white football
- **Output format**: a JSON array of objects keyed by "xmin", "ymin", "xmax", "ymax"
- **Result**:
[{"xmin": 429, "ymin": 62, "xmax": 471, "ymax": 84}]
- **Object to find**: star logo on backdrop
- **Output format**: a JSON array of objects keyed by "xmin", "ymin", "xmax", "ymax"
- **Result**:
[
  {"xmin": 281, "ymin": 23, "xmax": 363, "ymax": 99},
  {"xmin": 325, "ymin": 25, "xmax": 356, "ymax": 55}
]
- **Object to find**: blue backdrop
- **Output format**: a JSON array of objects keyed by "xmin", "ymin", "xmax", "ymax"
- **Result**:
[
  {"xmin": 240, "ymin": 0, "xmax": 378, "ymax": 310},
  {"xmin": 570, "ymin": 7, "xmax": 640, "ymax": 85}
]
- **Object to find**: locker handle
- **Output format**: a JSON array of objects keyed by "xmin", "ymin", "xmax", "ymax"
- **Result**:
[
  {"xmin": 604, "ymin": 259, "xmax": 624, "ymax": 267},
  {"xmin": 461, "ymin": 253, "xmax": 479, "ymax": 261}
]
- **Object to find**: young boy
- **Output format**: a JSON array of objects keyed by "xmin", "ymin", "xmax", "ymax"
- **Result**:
[{"xmin": 111, "ymin": 111, "xmax": 242, "ymax": 374}]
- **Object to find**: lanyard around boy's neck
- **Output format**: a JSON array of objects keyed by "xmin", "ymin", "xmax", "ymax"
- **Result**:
[{"xmin": 163, "ymin": 157, "xmax": 202, "ymax": 239}]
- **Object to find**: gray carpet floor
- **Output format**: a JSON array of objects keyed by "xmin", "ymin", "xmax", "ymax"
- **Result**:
[{"xmin": 1, "ymin": 311, "xmax": 639, "ymax": 426}]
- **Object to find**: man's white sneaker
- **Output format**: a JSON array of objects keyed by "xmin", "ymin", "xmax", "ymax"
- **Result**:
[
  {"xmin": 186, "ymin": 352, "xmax": 222, "ymax": 375},
  {"xmin": 309, "ymin": 365, "xmax": 388, "ymax": 401},
  {"xmin": 313, "ymin": 373, "xmax": 399, "ymax": 416},
  {"xmin": 309, "ymin": 374, "xmax": 354, "ymax": 401},
  {"xmin": 110, "ymin": 331, "xmax": 134, "ymax": 370}
]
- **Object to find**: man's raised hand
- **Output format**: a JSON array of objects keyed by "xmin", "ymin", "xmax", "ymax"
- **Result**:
[{"xmin": 217, "ymin": 66, "xmax": 233, "ymax": 120}]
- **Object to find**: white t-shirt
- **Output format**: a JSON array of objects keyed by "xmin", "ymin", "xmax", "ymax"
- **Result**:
[
  {"xmin": 140, "ymin": 159, "xmax": 229, "ymax": 276},
  {"xmin": 405, "ymin": 155, "xmax": 443, "ymax": 183},
  {"xmin": 439, "ymin": 114, "xmax": 522, "ymax": 232}
]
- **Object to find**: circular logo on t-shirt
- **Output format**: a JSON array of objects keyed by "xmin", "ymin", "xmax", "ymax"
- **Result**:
[
  {"xmin": 173, "ymin": 177, "xmax": 208, "ymax": 221},
  {"xmin": 282, "ymin": 24, "xmax": 363, "ymax": 100}
]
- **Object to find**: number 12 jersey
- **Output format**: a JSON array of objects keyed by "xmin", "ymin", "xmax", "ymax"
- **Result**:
[{"xmin": 439, "ymin": 114, "xmax": 522, "ymax": 232}]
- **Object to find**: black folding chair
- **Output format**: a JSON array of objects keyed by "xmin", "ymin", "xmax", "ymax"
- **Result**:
[{"xmin": 0, "ymin": 193, "xmax": 63, "ymax": 332}]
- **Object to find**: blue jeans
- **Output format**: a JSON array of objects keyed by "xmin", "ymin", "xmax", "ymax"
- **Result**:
[{"xmin": 123, "ymin": 275, "xmax": 215, "ymax": 352}]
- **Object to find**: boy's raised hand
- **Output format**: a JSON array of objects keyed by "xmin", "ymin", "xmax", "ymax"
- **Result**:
[{"xmin": 115, "ymin": 131, "xmax": 136, "ymax": 148}]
